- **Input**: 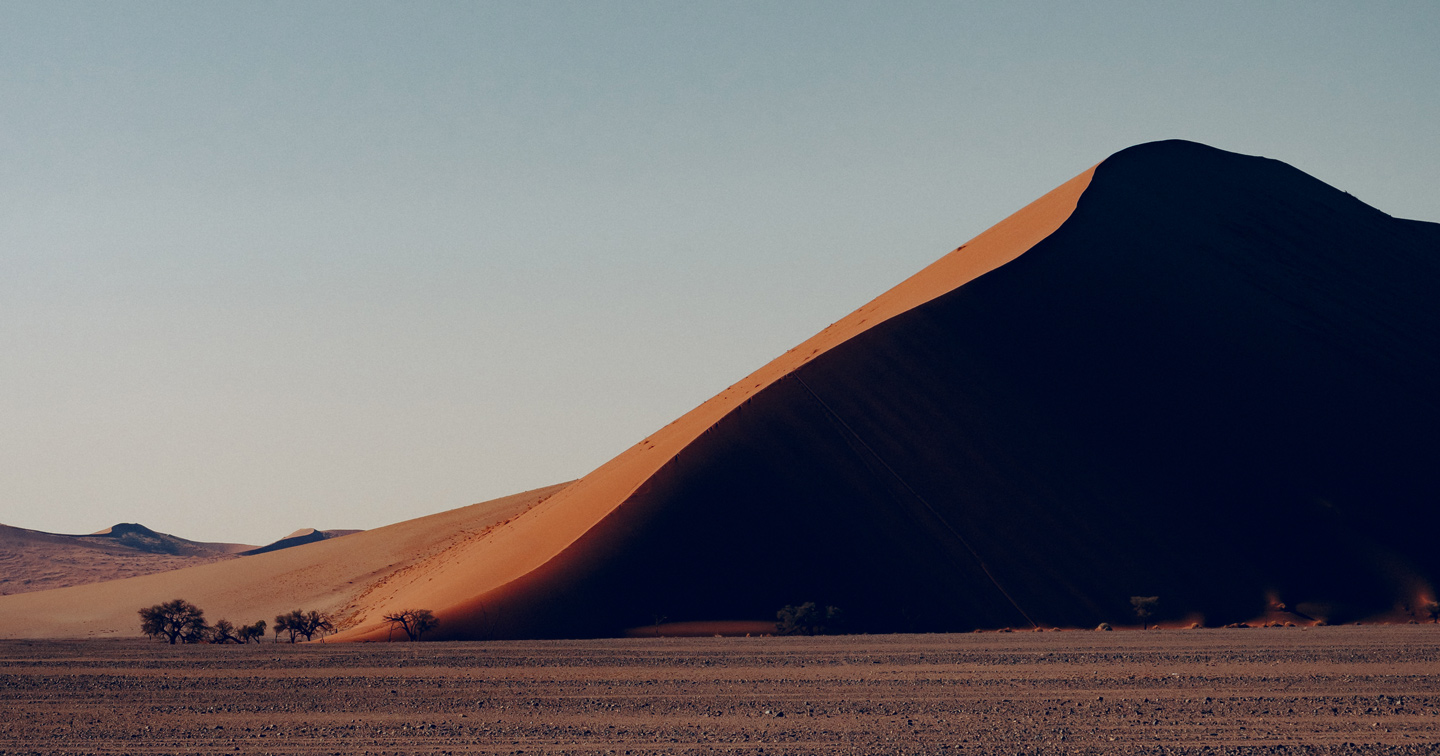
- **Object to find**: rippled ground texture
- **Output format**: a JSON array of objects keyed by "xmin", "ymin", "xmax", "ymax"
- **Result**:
[{"xmin": 3, "ymin": 626, "xmax": 1439, "ymax": 755}]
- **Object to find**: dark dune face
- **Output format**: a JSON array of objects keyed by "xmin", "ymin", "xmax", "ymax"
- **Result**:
[{"xmin": 450, "ymin": 141, "xmax": 1440, "ymax": 638}]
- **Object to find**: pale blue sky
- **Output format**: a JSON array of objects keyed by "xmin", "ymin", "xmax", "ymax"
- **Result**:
[{"xmin": 2, "ymin": 2, "xmax": 1437, "ymax": 544}]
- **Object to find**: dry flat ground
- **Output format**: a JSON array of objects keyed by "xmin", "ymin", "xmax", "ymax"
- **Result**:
[{"xmin": 2, "ymin": 626, "xmax": 1439, "ymax": 755}]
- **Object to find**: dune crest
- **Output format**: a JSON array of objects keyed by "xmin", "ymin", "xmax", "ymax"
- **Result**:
[{"xmin": 327, "ymin": 165, "xmax": 1096, "ymax": 640}]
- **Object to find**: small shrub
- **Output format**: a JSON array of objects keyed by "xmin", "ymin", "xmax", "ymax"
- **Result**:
[{"xmin": 1095, "ymin": 622, "xmax": 1112, "ymax": 632}]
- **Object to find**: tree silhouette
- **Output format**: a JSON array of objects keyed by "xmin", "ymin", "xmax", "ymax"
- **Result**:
[
  {"xmin": 138, "ymin": 599, "xmax": 208, "ymax": 644},
  {"xmin": 301, "ymin": 610, "xmax": 335, "ymax": 641},
  {"xmin": 776, "ymin": 602, "xmax": 843, "ymax": 636},
  {"xmin": 274, "ymin": 610, "xmax": 304, "ymax": 643},
  {"xmin": 382, "ymin": 609, "xmax": 439, "ymax": 641},
  {"xmin": 209, "ymin": 619, "xmax": 240, "ymax": 644},
  {"xmin": 1422, "ymin": 600, "xmax": 1440, "ymax": 624},
  {"xmin": 1130, "ymin": 596, "xmax": 1160, "ymax": 629},
  {"xmin": 237, "ymin": 620, "xmax": 267, "ymax": 644}
]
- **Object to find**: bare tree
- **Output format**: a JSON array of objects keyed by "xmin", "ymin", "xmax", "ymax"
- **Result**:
[
  {"xmin": 138, "ymin": 599, "xmax": 208, "ymax": 644},
  {"xmin": 382, "ymin": 609, "xmax": 439, "ymax": 641}
]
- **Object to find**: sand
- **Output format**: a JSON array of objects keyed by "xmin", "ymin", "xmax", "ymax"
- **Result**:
[
  {"xmin": 3, "ymin": 626, "xmax": 1439, "ymax": 754},
  {"xmin": 6, "ymin": 140, "xmax": 1438, "ymax": 643},
  {"xmin": 0, "ymin": 484, "xmax": 566, "ymax": 639},
  {"xmin": 0, "ymin": 524, "xmax": 236, "ymax": 596}
]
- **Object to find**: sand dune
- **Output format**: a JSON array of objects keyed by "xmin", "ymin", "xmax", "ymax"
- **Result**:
[
  {"xmin": 337, "ymin": 140, "xmax": 1433, "ymax": 639},
  {"xmin": 6, "ymin": 140, "xmax": 1437, "ymax": 640},
  {"xmin": 0, "ymin": 524, "xmax": 239, "ymax": 596},
  {"xmin": 0, "ymin": 485, "xmax": 564, "ymax": 637}
]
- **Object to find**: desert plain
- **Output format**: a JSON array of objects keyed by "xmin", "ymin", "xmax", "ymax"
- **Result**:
[{"xmin": 4, "ymin": 625, "xmax": 1440, "ymax": 755}]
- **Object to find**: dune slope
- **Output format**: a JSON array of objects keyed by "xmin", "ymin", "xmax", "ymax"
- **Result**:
[
  {"xmin": 0, "ymin": 485, "xmax": 564, "ymax": 638},
  {"xmin": 342, "ymin": 140, "xmax": 1438, "ymax": 639}
]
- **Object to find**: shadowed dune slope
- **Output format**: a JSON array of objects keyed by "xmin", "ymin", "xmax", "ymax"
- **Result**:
[
  {"xmin": 340, "ymin": 140, "xmax": 1438, "ymax": 640},
  {"xmin": 327, "ymin": 157, "xmax": 1096, "ymax": 641}
]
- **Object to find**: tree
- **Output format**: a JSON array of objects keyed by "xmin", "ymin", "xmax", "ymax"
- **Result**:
[
  {"xmin": 237, "ymin": 620, "xmax": 267, "ymax": 644},
  {"xmin": 382, "ymin": 609, "xmax": 439, "ymax": 641},
  {"xmin": 209, "ymin": 619, "xmax": 240, "ymax": 644},
  {"xmin": 1422, "ymin": 600, "xmax": 1440, "ymax": 624},
  {"xmin": 138, "ymin": 599, "xmax": 208, "ymax": 644},
  {"xmin": 776, "ymin": 602, "xmax": 842, "ymax": 636},
  {"xmin": 275, "ymin": 610, "xmax": 304, "ymax": 643},
  {"xmin": 1130, "ymin": 596, "xmax": 1160, "ymax": 630},
  {"xmin": 272, "ymin": 610, "xmax": 334, "ymax": 643}
]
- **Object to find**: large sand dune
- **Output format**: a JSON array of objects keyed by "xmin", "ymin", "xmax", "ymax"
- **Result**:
[
  {"xmin": 4, "ymin": 140, "xmax": 1436, "ymax": 640},
  {"xmin": 362, "ymin": 140, "xmax": 1433, "ymax": 639}
]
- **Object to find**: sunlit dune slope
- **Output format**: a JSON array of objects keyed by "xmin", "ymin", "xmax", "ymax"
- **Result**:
[
  {"xmin": 0, "ymin": 485, "xmax": 564, "ymax": 638},
  {"xmin": 326, "ymin": 161, "xmax": 1098, "ymax": 640},
  {"xmin": 341, "ymin": 140, "xmax": 1438, "ymax": 639}
]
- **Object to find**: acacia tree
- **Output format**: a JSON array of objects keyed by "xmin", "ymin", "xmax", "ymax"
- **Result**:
[
  {"xmin": 302, "ymin": 610, "xmax": 335, "ymax": 641},
  {"xmin": 209, "ymin": 619, "xmax": 240, "ymax": 644},
  {"xmin": 273, "ymin": 610, "xmax": 335, "ymax": 642},
  {"xmin": 275, "ymin": 610, "xmax": 303, "ymax": 643},
  {"xmin": 1422, "ymin": 600, "xmax": 1440, "ymax": 624},
  {"xmin": 237, "ymin": 620, "xmax": 267, "ymax": 644},
  {"xmin": 138, "ymin": 599, "xmax": 208, "ymax": 644},
  {"xmin": 382, "ymin": 609, "xmax": 439, "ymax": 641},
  {"xmin": 1131, "ymin": 596, "xmax": 1160, "ymax": 630}
]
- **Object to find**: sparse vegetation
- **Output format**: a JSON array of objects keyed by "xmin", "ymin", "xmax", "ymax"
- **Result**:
[
  {"xmin": 382, "ymin": 609, "xmax": 440, "ymax": 641},
  {"xmin": 138, "ymin": 600, "xmax": 272, "ymax": 645},
  {"xmin": 237, "ymin": 620, "xmax": 267, "ymax": 643},
  {"xmin": 1130, "ymin": 596, "xmax": 1160, "ymax": 629},
  {"xmin": 138, "ymin": 599, "xmax": 208, "ymax": 644},
  {"xmin": 776, "ymin": 602, "xmax": 842, "ymax": 636},
  {"xmin": 208, "ymin": 619, "xmax": 240, "ymax": 644},
  {"xmin": 274, "ymin": 609, "xmax": 336, "ymax": 643}
]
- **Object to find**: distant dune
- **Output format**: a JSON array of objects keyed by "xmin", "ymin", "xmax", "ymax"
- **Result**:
[
  {"xmin": 0, "ymin": 523, "xmax": 241, "ymax": 596},
  {"xmin": 239, "ymin": 528, "xmax": 364, "ymax": 556},
  {"xmin": 0, "ymin": 486, "xmax": 562, "ymax": 637},
  {"xmin": 4, "ymin": 140, "xmax": 1436, "ymax": 640}
]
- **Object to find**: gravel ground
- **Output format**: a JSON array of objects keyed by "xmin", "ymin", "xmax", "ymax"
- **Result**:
[{"xmin": 3, "ymin": 626, "xmax": 1439, "ymax": 755}]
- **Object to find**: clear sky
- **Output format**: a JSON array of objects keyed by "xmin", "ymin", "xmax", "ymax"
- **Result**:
[{"xmin": 2, "ymin": 2, "xmax": 1437, "ymax": 545}]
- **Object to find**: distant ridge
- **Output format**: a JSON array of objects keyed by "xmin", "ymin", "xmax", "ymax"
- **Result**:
[
  {"xmin": 0, "ymin": 522, "xmax": 242, "ymax": 595},
  {"xmin": 79, "ymin": 522, "xmax": 254, "ymax": 556},
  {"xmin": 239, "ymin": 528, "xmax": 364, "ymax": 556}
]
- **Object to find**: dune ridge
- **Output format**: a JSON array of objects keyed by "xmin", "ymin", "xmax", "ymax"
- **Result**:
[
  {"xmin": 340, "ymin": 140, "xmax": 1438, "ymax": 639},
  {"xmin": 325, "ymin": 166, "xmax": 1096, "ymax": 640},
  {"xmin": 7, "ymin": 140, "xmax": 1437, "ymax": 641}
]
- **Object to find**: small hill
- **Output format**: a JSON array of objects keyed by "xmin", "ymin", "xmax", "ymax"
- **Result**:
[
  {"xmin": 0, "ymin": 523, "xmax": 242, "ymax": 596},
  {"xmin": 239, "ymin": 528, "xmax": 364, "ymax": 556},
  {"xmin": 80, "ymin": 522, "xmax": 254, "ymax": 557}
]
